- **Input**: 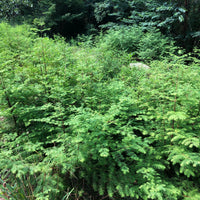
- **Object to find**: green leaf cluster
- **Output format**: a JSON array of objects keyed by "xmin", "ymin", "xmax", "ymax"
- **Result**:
[
  {"xmin": 1, "ymin": 0, "xmax": 200, "ymax": 50},
  {"xmin": 96, "ymin": 26, "xmax": 174, "ymax": 61},
  {"xmin": 0, "ymin": 23, "xmax": 200, "ymax": 199}
]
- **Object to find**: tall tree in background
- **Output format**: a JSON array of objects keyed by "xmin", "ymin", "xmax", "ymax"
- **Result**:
[
  {"xmin": 28, "ymin": 0, "xmax": 87, "ymax": 37},
  {"xmin": 91, "ymin": 0, "xmax": 200, "ymax": 50},
  {"xmin": 0, "ymin": 0, "xmax": 199, "ymax": 49},
  {"xmin": 40, "ymin": 0, "xmax": 86, "ymax": 37},
  {"xmin": 0, "ymin": 0, "xmax": 87, "ymax": 37},
  {"xmin": 0, "ymin": 0, "xmax": 31, "ymax": 21}
]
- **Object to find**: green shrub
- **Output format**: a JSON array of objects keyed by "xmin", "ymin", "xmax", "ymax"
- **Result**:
[
  {"xmin": 97, "ymin": 26, "xmax": 174, "ymax": 61},
  {"xmin": 97, "ymin": 26, "xmax": 143, "ymax": 53},
  {"xmin": 0, "ymin": 23, "xmax": 200, "ymax": 200},
  {"xmin": 138, "ymin": 30, "xmax": 175, "ymax": 60}
]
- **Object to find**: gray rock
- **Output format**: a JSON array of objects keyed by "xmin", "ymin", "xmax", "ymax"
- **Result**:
[
  {"xmin": 129, "ymin": 63, "xmax": 150, "ymax": 70},
  {"xmin": 0, "ymin": 116, "xmax": 4, "ymax": 121}
]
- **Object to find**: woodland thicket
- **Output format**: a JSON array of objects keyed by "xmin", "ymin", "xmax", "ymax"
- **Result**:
[
  {"xmin": 0, "ymin": 1, "xmax": 200, "ymax": 199},
  {"xmin": 1, "ymin": 0, "xmax": 200, "ymax": 51},
  {"xmin": 0, "ymin": 21, "xmax": 200, "ymax": 200}
]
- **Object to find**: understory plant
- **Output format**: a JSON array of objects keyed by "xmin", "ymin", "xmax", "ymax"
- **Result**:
[
  {"xmin": 96, "ymin": 26, "xmax": 174, "ymax": 61},
  {"xmin": 0, "ymin": 22, "xmax": 200, "ymax": 200}
]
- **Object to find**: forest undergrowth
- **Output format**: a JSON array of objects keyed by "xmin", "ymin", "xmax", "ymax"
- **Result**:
[{"xmin": 0, "ymin": 23, "xmax": 200, "ymax": 200}]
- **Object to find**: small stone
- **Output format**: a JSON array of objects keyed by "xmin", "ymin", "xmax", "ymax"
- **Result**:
[{"xmin": 129, "ymin": 63, "xmax": 150, "ymax": 70}]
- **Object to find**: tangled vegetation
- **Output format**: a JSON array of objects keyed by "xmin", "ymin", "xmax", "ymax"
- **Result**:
[{"xmin": 0, "ymin": 23, "xmax": 200, "ymax": 200}]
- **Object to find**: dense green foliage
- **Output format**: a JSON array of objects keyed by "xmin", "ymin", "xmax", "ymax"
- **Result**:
[
  {"xmin": 0, "ymin": 23, "xmax": 200, "ymax": 200},
  {"xmin": 1, "ymin": 0, "xmax": 200, "ymax": 50},
  {"xmin": 97, "ymin": 26, "xmax": 174, "ymax": 60}
]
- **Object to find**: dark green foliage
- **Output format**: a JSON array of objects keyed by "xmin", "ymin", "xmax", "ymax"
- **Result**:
[
  {"xmin": 39, "ymin": 0, "xmax": 86, "ymax": 37},
  {"xmin": 0, "ymin": 23, "xmax": 200, "ymax": 199},
  {"xmin": 1, "ymin": 0, "xmax": 200, "ymax": 50},
  {"xmin": 0, "ymin": 0, "xmax": 31, "ymax": 21},
  {"xmin": 92, "ymin": 0, "xmax": 200, "ymax": 50},
  {"xmin": 0, "ymin": 0, "xmax": 87, "ymax": 37}
]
